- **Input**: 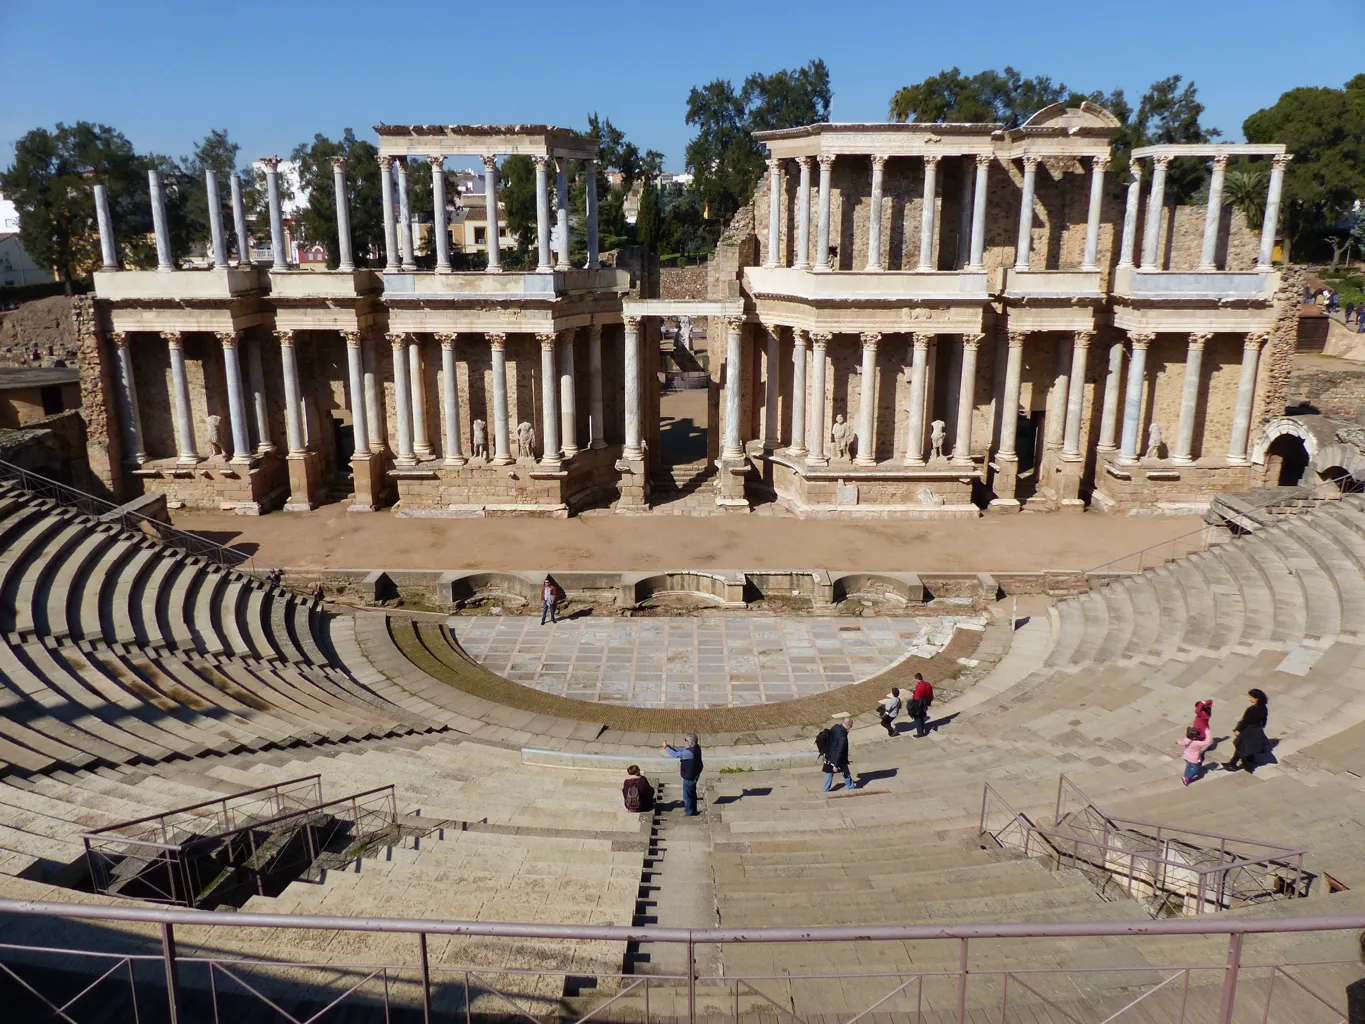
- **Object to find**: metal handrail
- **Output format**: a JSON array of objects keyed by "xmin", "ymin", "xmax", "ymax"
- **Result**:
[{"xmin": 78, "ymin": 775, "xmax": 323, "ymax": 839}]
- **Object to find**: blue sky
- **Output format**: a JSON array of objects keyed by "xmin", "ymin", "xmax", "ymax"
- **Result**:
[{"xmin": 1, "ymin": 0, "xmax": 1352, "ymax": 172}]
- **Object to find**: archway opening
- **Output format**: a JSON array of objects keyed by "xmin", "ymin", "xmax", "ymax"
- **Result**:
[
  {"xmin": 1266, "ymin": 434, "xmax": 1310, "ymax": 487},
  {"xmin": 1316, "ymin": 466, "xmax": 1355, "ymax": 493}
]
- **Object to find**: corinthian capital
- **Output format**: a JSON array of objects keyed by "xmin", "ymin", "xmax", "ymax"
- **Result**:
[
  {"xmin": 330, "ymin": 156, "xmax": 349, "ymax": 172},
  {"xmin": 259, "ymin": 156, "xmax": 280, "ymax": 173}
]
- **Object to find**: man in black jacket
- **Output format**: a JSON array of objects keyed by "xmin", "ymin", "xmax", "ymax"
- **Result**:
[
  {"xmin": 822, "ymin": 716, "xmax": 858, "ymax": 793},
  {"xmin": 665, "ymin": 734, "xmax": 703, "ymax": 816}
]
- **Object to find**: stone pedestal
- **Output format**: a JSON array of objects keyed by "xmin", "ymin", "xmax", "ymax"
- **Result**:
[
  {"xmin": 130, "ymin": 453, "xmax": 284, "ymax": 514},
  {"xmin": 284, "ymin": 451, "xmax": 324, "ymax": 511},
  {"xmin": 715, "ymin": 456, "xmax": 752, "ymax": 513},
  {"xmin": 988, "ymin": 458, "xmax": 1020, "ymax": 514},
  {"xmin": 349, "ymin": 451, "xmax": 387, "ymax": 512},
  {"xmin": 1058, "ymin": 456, "xmax": 1086, "ymax": 512},
  {"xmin": 614, "ymin": 456, "xmax": 650, "ymax": 512}
]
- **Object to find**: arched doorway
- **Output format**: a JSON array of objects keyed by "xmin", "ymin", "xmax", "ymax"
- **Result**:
[{"xmin": 1266, "ymin": 433, "xmax": 1310, "ymax": 486}]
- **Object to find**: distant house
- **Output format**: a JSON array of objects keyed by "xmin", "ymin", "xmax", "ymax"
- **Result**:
[
  {"xmin": 0, "ymin": 366, "xmax": 81, "ymax": 428},
  {"xmin": 297, "ymin": 242, "xmax": 329, "ymax": 267},
  {"xmin": 0, "ymin": 233, "xmax": 55, "ymax": 288}
]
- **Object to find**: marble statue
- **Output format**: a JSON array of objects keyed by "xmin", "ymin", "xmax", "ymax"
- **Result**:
[
  {"xmin": 917, "ymin": 486, "xmax": 945, "ymax": 507},
  {"xmin": 472, "ymin": 419, "xmax": 487, "ymax": 460},
  {"xmin": 206, "ymin": 414, "xmax": 224, "ymax": 457},
  {"xmin": 831, "ymin": 414, "xmax": 852, "ymax": 460},
  {"xmin": 930, "ymin": 419, "xmax": 946, "ymax": 460},
  {"xmin": 678, "ymin": 316, "xmax": 693, "ymax": 351},
  {"xmin": 1146, "ymin": 422, "xmax": 1163, "ymax": 460},
  {"xmin": 516, "ymin": 421, "xmax": 535, "ymax": 460}
]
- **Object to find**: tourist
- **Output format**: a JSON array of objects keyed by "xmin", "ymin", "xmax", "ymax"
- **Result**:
[
  {"xmin": 1346, "ymin": 302, "xmax": 1356, "ymax": 324},
  {"xmin": 908, "ymin": 672, "xmax": 935, "ymax": 738},
  {"xmin": 821, "ymin": 715, "xmax": 857, "ymax": 792},
  {"xmin": 1178, "ymin": 726, "xmax": 1215, "ymax": 786},
  {"xmin": 664, "ymin": 733, "xmax": 703, "ymax": 816},
  {"xmin": 1222, "ymin": 689, "xmax": 1269, "ymax": 773},
  {"xmin": 540, "ymin": 577, "xmax": 560, "ymax": 625},
  {"xmin": 878, "ymin": 688, "xmax": 902, "ymax": 736},
  {"xmin": 622, "ymin": 765, "xmax": 655, "ymax": 813},
  {"xmin": 1192, "ymin": 699, "xmax": 1213, "ymax": 740}
]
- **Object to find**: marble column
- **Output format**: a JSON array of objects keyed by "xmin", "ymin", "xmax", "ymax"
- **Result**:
[
  {"xmin": 279, "ymin": 330, "xmax": 307, "ymax": 456},
  {"xmin": 722, "ymin": 317, "xmax": 745, "ymax": 459},
  {"xmin": 807, "ymin": 333, "xmax": 830, "ymax": 465},
  {"xmin": 163, "ymin": 332, "xmax": 197, "ymax": 462},
  {"xmin": 205, "ymin": 170, "xmax": 228, "ymax": 269},
  {"xmin": 763, "ymin": 325, "xmax": 780, "ymax": 450},
  {"xmin": 94, "ymin": 184, "xmax": 119, "ymax": 270},
  {"xmin": 814, "ymin": 155, "xmax": 834, "ymax": 271},
  {"xmin": 855, "ymin": 332, "xmax": 880, "ymax": 466},
  {"xmin": 1082, "ymin": 156, "xmax": 1109, "ymax": 271},
  {"xmin": 1097, "ymin": 340, "xmax": 1125, "ymax": 453},
  {"xmin": 409, "ymin": 336, "xmax": 431, "ymax": 459},
  {"xmin": 483, "ymin": 156, "xmax": 503, "ymax": 272},
  {"xmin": 559, "ymin": 328, "xmax": 578, "ymax": 456},
  {"xmin": 396, "ymin": 158, "xmax": 415, "ymax": 270},
  {"xmin": 904, "ymin": 333, "xmax": 931, "ymax": 465},
  {"xmin": 362, "ymin": 333, "xmax": 383, "ymax": 452},
  {"xmin": 379, "ymin": 157, "xmax": 399, "ymax": 271},
  {"xmin": 262, "ymin": 157, "xmax": 288, "ymax": 271},
  {"xmin": 766, "ymin": 158, "xmax": 783, "ymax": 268},
  {"xmin": 1014, "ymin": 156, "xmax": 1040, "ymax": 270},
  {"xmin": 794, "ymin": 157, "xmax": 813, "ymax": 270},
  {"xmin": 554, "ymin": 158, "xmax": 571, "ymax": 270},
  {"xmin": 584, "ymin": 159, "xmax": 599, "ymax": 270},
  {"xmin": 1140, "ymin": 155, "xmax": 1171, "ymax": 270},
  {"xmin": 866, "ymin": 155, "xmax": 887, "ymax": 271},
  {"xmin": 918, "ymin": 155, "xmax": 940, "ymax": 271},
  {"xmin": 148, "ymin": 170, "xmax": 174, "ymax": 272},
  {"xmin": 429, "ymin": 155, "xmax": 451, "ymax": 273},
  {"xmin": 587, "ymin": 324, "xmax": 605, "ymax": 448},
  {"xmin": 534, "ymin": 156, "xmax": 553, "ymax": 272},
  {"xmin": 1259, "ymin": 155, "xmax": 1290, "ymax": 268},
  {"xmin": 789, "ymin": 330, "xmax": 809, "ymax": 457},
  {"xmin": 623, "ymin": 317, "xmax": 643, "ymax": 459},
  {"xmin": 438, "ymin": 333, "xmax": 464, "ymax": 466},
  {"xmin": 1118, "ymin": 159, "xmax": 1143, "ymax": 269},
  {"xmin": 968, "ymin": 156, "xmax": 991, "ymax": 270},
  {"xmin": 957, "ymin": 158, "xmax": 974, "ymax": 268},
  {"xmin": 111, "ymin": 333, "xmax": 146, "ymax": 464},
  {"xmin": 1200, "ymin": 156, "xmax": 1228, "ymax": 270},
  {"xmin": 538, "ymin": 332, "xmax": 561, "ymax": 464},
  {"xmin": 489, "ymin": 333, "xmax": 512, "ymax": 464},
  {"xmin": 344, "ymin": 330, "xmax": 369, "ymax": 454},
  {"xmin": 231, "ymin": 172, "xmax": 251, "ymax": 266},
  {"xmin": 997, "ymin": 331, "xmax": 1025, "ymax": 460},
  {"xmin": 953, "ymin": 334, "xmax": 981, "ymax": 464},
  {"xmin": 331, "ymin": 157, "xmax": 355, "ymax": 272},
  {"xmin": 389, "ymin": 333, "xmax": 415, "ymax": 466},
  {"xmin": 1173, "ymin": 332, "xmax": 1210, "ymax": 465},
  {"xmin": 219, "ymin": 332, "xmax": 252, "ymax": 462},
  {"xmin": 1045, "ymin": 339, "xmax": 1071, "ymax": 450},
  {"xmin": 1062, "ymin": 331, "xmax": 1092, "ymax": 457},
  {"xmin": 1118, "ymin": 333, "xmax": 1153, "ymax": 464},
  {"xmin": 1228, "ymin": 333, "xmax": 1266, "ymax": 464},
  {"xmin": 247, "ymin": 337, "xmax": 270, "ymax": 452}
]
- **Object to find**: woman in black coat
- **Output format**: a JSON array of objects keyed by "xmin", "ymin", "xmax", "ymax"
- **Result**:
[{"xmin": 1223, "ymin": 689, "xmax": 1269, "ymax": 773}]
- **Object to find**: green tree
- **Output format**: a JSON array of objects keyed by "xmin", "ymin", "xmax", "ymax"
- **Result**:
[
  {"xmin": 888, "ymin": 66, "xmax": 1075, "ymax": 127},
  {"xmin": 290, "ymin": 129, "xmax": 386, "ymax": 268},
  {"xmin": 1134, "ymin": 75, "xmax": 1220, "ymax": 202},
  {"xmin": 1222, "ymin": 168, "xmax": 1268, "ymax": 230},
  {"xmin": 499, "ymin": 155, "xmax": 538, "ymax": 254},
  {"xmin": 636, "ymin": 177, "xmax": 661, "ymax": 253},
  {"xmin": 179, "ymin": 129, "xmax": 253, "ymax": 255}
]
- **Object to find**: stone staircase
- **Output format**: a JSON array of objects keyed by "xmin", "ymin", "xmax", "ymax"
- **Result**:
[{"xmin": 649, "ymin": 461, "xmax": 716, "ymax": 511}]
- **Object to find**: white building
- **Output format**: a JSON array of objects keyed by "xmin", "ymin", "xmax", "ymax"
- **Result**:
[{"xmin": 0, "ymin": 194, "xmax": 54, "ymax": 287}]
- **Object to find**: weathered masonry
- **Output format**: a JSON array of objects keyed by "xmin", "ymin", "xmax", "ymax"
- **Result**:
[{"xmin": 83, "ymin": 107, "xmax": 1303, "ymax": 518}]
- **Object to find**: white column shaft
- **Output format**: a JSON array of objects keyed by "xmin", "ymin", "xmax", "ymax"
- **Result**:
[
  {"xmin": 535, "ymin": 159, "xmax": 553, "ymax": 272},
  {"xmin": 246, "ymin": 338, "xmax": 270, "ymax": 451},
  {"xmin": 917, "ymin": 158, "xmax": 938, "ymax": 271},
  {"xmin": 409, "ymin": 339, "xmax": 430, "ymax": 457},
  {"xmin": 440, "ymin": 340, "xmax": 463, "ymax": 465},
  {"xmin": 554, "ymin": 160, "xmax": 571, "ymax": 270},
  {"xmin": 723, "ymin": 323, "xmax": 744, "ymax": 459},
  {"xmin": 1119, "ymin": 339, "xmax": 1150, "ymax": 463},
  {"xmin": 540, "ymin": 339, "xmax": 561, "ymax": 463},
  {"xmin": 396, "ymin": 160, "xmax": 415, "ymax": 270},
  {"xmin": 855, "ymin": 335, "xmax": 879, "ymax": 465},
  {"xmin": 1062, "ymin": 334, "xmax": 1090, "ymax": 457},
  {"xmin": 1097, "ymin": 342, "xmax": 1124, "ymax": 452},
  {"xmin": 623, "ymin": 322, "xmax": 642, "ymax": 458},
  {"xmin": 1259, "ymin": 162, "xmax": 1287, "ymax": 267},
  {"xmin": 431, "ymin": 159, "xmax": 451, "ymax": 272},
  {"xmin": 1201, "ymin": 160, "xmax": 1226, "ymax": 269},
  {"xmin": 205, "ymin": 170, "xmax": 228, "ymax": 268},
  {"xmin": 333, "ymin": 161, "xmax": 355, "ymax": 272},
  {"xmin": 867, "ymin": 159, "xmax": 886, "ymax": 271},
  {"xmin": 165, "ymin": 338, "xmax": 197, "ymax": 460},
  {"xmin": 766, "ymin": 161, "xmax": 782, "ymax": 268},
  {"xmin": 484, "ymin": 158, "xmax": 503, "ymax": 272},
  {"xmin": 390, "ymin": 340, "xmax": 415, "ymax": 464},
  {"xmin": 764, "ymin": 328, "xmax": 780, "ymax": 448},
  {"xmin": 230, "ymin": 173, "xmax": 251, "ymax": 266},
  {"xmin": 968, "ymin": 159, "xmax": 990, "ymax": 270},
  {"xmin": 265, "ymin": 165, "xmax": 287, "ymax": 270},
  {"xmin": 280, "ymin": 339, "xmax": 306, "ymax": 455},
  {"xmin": 94, "ymin": 184, "xmax": 119, "ymax": 269},
  {"xmin": 1173, "ymin": 336, "xmax": 1207, "ymax": 464},
  {"xmin": 559, "ymin": 331, "xmax": 578, "ymax": 456},
  {"xmin": 1014, "ymin": 159, "xmax": 1037, "ymax": 270},
  {"xmin": 795, "ymin": 159, "xmax": 812, "ymax": 270},
  {"xmin": 149, "ymin": 170, "xmax": 173, "ymax": 271},
  {"xmin": 584, "ymin": 159, "xmax": 599, "ymax": 270},
  {"xmin": 998, "ymin": 337, "xmax": 1024, "ymax": 459},
  {"xmin": 789, "ymin": 335, "xmax": 808, "ymax": 456},
  {"xmin": 380, "ymin": 161, "xmax": 399, "ymax": 271},
  {"xmin": 113, "ymin": 339, "xmax": 145, "ymax": 462},
  {"xmin": 490, "ymin": 339, "xmax": 511, "ymax": 463},
  {"xmin": 814, "ymin": 159, "xmax": 833, "ymax": 270},
  {"xmin": 222, "ymin": 339, "xmax": 251, "ymax": 460},
  {"xmin": 807, "ymin": 339, "xmax": 828, "ymax": 463},
  {"xmin": 588, "ymin": 326, "xmax": 605, "ymax": 448},
  {"xmin": 362, "ymin": 336, "xmax": 383, "ymax": 451},
  {"xmin": 1141, "ymin": 161, "xmax": 1169, "ymax": 270},
  {"xmin": 1228, "ymin": 337, "xmax": 1263, "ymax": 463},
  {"xmin": 346, "ymin": 340, "xmax": 368, "ymax": 453},
  {"xmin": 956, "ymin": 160, "xmax": 974, "ymax": 268},
  {"xmin": 953, "ymin": 338, "xmax": 980, "ymax": 462},
  {"xmin": 1118, "ymin": 162, "xmax": 1142, "ymax": 269},
  {"xmin": 905, "ymin": 337, "xmax": 930, "ymax": 465},
  {"xmin": 1082, "ymin": 158, "xmax": 1107, "ymax": 270}
]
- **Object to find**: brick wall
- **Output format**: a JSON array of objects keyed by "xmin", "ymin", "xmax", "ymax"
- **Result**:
[{"xmin": 660, "ymin": 266, "xmax": 707, "ymax": 300}]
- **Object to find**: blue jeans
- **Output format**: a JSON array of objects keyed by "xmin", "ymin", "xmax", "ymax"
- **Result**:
[
  {"xmin": 540, "ymin": 600, "xmax": 557, "ymax": 624},
  {"xmin": 1183, "ymin": 761, "xmax": 1201, "ymax": 783},
  {"xmin": 823, "ymin": 768, "xmax": 855, "ymax": 792},
  {"xmin": 681, "ymin": 778, "xmax": 698, "ymax": 815}
]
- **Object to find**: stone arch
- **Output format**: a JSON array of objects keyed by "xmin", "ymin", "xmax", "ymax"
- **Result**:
[
  {"xmin": 1309, "ymin": 442, "xmax": 1365, "ymax": 488},
  {"xmin": 1249, "ymin": 415, "xmax": 1337, "ymax": 467},
  {"xmin": 1021, "ymin": 102, "xmax": 1122, "ymax": 130}
]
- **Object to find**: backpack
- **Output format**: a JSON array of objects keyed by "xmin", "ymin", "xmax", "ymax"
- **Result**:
[
  {"xmin": 624, "ymin": 780, "xmax": 642, "ymax": 812},
  {"xmin": 815, "ymin": 728, "xmax": 832, "ymax": 756}
]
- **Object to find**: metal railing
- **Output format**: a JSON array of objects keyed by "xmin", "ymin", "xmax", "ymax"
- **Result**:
[{"xmin": 0, "ymin": 897, "xmax": 1360, "ymax": 1023}]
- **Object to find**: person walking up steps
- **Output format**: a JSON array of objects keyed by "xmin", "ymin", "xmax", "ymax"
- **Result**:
[
  {"xmin": 908, "ymin": 673, "xmax": 935, "ymax": 738},
  {"xmin": 665, "ymin": 734, "xmax": 703, "ymax": 816},
  {"xmin": 878, "ymin": 688, "xmax": 902, "ymax": 737},
  {"xmin": 1192, "ymin": 699, "xmax": 1213, "ymax": 740},
  {"xmin": 1178, "ymin": 727, "xmax": 1215, "ymax": 785},
  {"xmin": 819, "ymin": 715, "xmax": 858, "ymax": 792},
  {"xmin": 1223, "ymin": 689, "xmax": 1269, "ymax": 773}
]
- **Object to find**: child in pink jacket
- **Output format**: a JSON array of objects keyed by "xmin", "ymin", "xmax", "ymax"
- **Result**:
[{"xmin": 1178, "ymin": 726, "xmax": 1215, "ymax": 786}]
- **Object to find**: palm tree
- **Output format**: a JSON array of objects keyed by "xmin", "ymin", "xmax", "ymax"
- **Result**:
[{"xmin": 1222, "ymin": 168, "xmax": 1268, "ymax": 230}]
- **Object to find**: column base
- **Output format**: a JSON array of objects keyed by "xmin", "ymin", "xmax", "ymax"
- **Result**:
[
  {"xmin": 561, "ymin": 446, "xmax": 580, "ymax": 458},
  {"xmin": 1095, "ymin": 444, "xmax": 1117, "ymax": 455},
  {"xmin": 987, "ymin": 497, "xmax": 1021, "ymax": 514},
  {"xmin": 349, "ymin": 451, "xmax": 387, "ymax": 511},
  {"xmin": 805, "ymin": 455, "xmax": 829, "ymax": 468},
  {"xmin": 414, "ymin": 445, "xmax": 434, "ymax": 460},
  {"xmin": 536, "ymin": 264, "xmax": 553, "ymax": 273},
  {"xmin": 539, "ymin": 458, "xmax": 562, "ymax": 470},
  {"xmin": 853, "ymin": 457, "xmax": 876, "ymax": 468},
  {"xmin": 1226, "ymin": 456, "xmax": 1250, "ymax": 467},
  {"xmin": 1172, "ymin": 456, "xmax": 1195, "ymax": 466},
  {"xmin": 490, "ymin": 454, "xmax": 514, "ymax": 466},
  {"xmin": 788, "ymin": 445, "xmax": 809, "ymax": 458},
  {"xmin": 443, "ymin": 456, "xmax": 468, "ymax": 468},
  {"xmin": 176, "ymin": 455, "xmax": 202, "ymax": 468},
  {"xmin": 1060, "ymin": 498, "xmax": 1087, "ymax": 513},
  {"xmin": 284, "ymin": 451, "xmax": 323, "ymax": 511},
  {"xmin": 589, "ymin": 439, "xmax": 606, "ymax": 450},
  {"xmin": 394, "ymin": 455, "xmax": 418, "ymax": 468},
  {"xmin": 400, "ymin": 263, "xmax": 417, "ymax": 271}
]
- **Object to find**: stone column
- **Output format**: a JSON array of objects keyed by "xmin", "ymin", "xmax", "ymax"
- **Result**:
[
  {"xmin": 559, "ymin": 328, "xmax": 578, "ymax": 456},
  {"xmin": 205, "ymin": 170, "xmax": 228, "ymax": 269},
  {"xmin": 1118, "ymin": 159, "xmax": 1143, "ymax": 269},
  {"xmin": 904, "ymin": 333, "xmax": 931, "ymax": 465},
  {"xmin": 1140, "ymin": 155, "xmax": 1171, "ymax": 270},
  {"xmin": 1258, "ymin": 155, "xmax": 1291, "ymax": 268},
  {"xmin": 918, "ymin": 155, "xmax": 940, "ymax": 271},
  {"xmin": 554, "ymin": 158, "xmax": 572, "ymax": 270},
  {"xmin": 482, "ymin": 156, "xmax": 503, "ymax": 272},
  {"xmin": 766, "ymin": 158, "xmax": 783, "ymax": 268},
  {"xmin": 429, "ymin": 155, "xmax": 451, "ymax": 273},
  {"xmin": 389, "ymin": 333, "xmax": 415, "ymax": 466},
  {"xmin": 997, "ymin": 331, "xmax": 1025, "ymax": 459},
  {"xmin": 722, "ymin": 317, "xmax": 745, "ymax": 459},
  {"xmin": 262, "ymin": 157, "xmax": 288, "ymax": 271},
  {"xmin": 533, "ymin": 156, "xmax": 553, "ymax": 272},
  {"xmin": 1082, "ymin": 156, "xmax": 1109, "ymax": 271},
  {"xmin": 1046, "ymin": 338, "xmax": 1071, "ymax": 450},
  {"xmin": 396, "ymin": 158, "xmax": 415, "ymax": 270},
  {"xmin": 623, "ymin": 316, "xmax": 643, "ymax": 459},
  {"xmin": 1173, "ymin": 332, "xmax": 1210, "ymax": 465},
  {"xmin": 794, "ymin": 157, "xmax": 813, "ymax": 270},
  {"xmin": 587, "ymin": 324, "xmax": 605, "ymax": 448},
  {"xmin": 331, "ymin": 157, "xmax": 355, "ymax": 272},
  {"xmin": 1062, "ymin": 331, "xmax": 1092, "ymax": 457},
  {"xmin": 957, "ymin": 159, "xmax": 974, "ymax": 268},
  {"xmin": 807, "ymin": 333, "xmax": 830, "ymax": 465},
  {"xmin": 855, "ymin": 332, "xmax": 880, "ymax": 465},
  {"xmin": 362, "ymin": 332, "xmax": 383, "ymax": 452},
  {"xmin": 111, "ymin": 333, "xmax": 146, "ymax": 464},
  {"xmin": 789, "ymin": 329, "xmax": 809, "ymax": 457},
  {"xmin": 1118, "ymin": 333, "xmax": 1153, "ymax": 464},
  {"xmin": 163, "ymin": 332, "xmax": 198, "ymax": 462},
  {"xmin": 246, "ymin": 337, "xmax": 270, "ymax": 452},
  {"xmin": 1199, "ymin": 156, "xmax": 1228, "ymax": 270},
  {"xmin": 489, "ymin": 333, "xmax": 512, "ymax": 464},
  {"xmin": 231, "ymin": 173, "xmax": 251, "ymax": 266},
  {"xmin": 814, "ymin": 155, "xmax": 834, "ymax": 271},
  {"xmin": 584, "ymin": 159, "xmax": 599, "ymax": 270},
  {"xmin": 148, "ymin": 170, "xmax": 174, "ymax": 272},
  {"xmin": 94, "ymin": 184, "xmax": 119, "ymax": 270},
  {"xmin": 379, "ymin": 157, "xmax": 399, "ymax": 271},
  {"xmin": 438, "ymin": 333, "xmax": 464, "ymax": 466},
  {"xmin": 1097, "ymin": 340, "xmax": 1124, "ymax": 453},
  {"xmin": 275, "ymin": 330, "xmax": 304, "ymax": 455},
  {"xmin": 1228, "ymin": 333, "xmax": 1266, "ymax": 464},
  {"xmin": 953, "ymin": 334, "xmax": 982, "ymax": 464},
  {"xmin": 867, "ymin": 155, "xmax": 887, "ymax": 271},
  {"xmin": 344, "ymin": 330, "xmax": 369, "ymax": 454},
  {"xmin": 763, "ymin": 325, "xmax": 780, "ymax": 450},
  {"xmin": 409, "ymin": 336, "xmax": 431, "ymax": 459},
  {"xmin": 968, "ymin": 156, "xmax": 991, "ymax": 270},
  {"xmin": 1014, "ymin": 155, "xmax": 1040, "ymax": 270},
  {"xmin": 538, "ymin": 332, "xmax": 561, "ymax": 464},
  {"xmin": 219, "ymin": 333, "xmax": 252, "ymax": 462}
]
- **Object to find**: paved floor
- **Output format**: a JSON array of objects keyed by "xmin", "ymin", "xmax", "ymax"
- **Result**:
[{"xmin": 449, "ymin": 615, "xmax": 977, "ymax": 708}]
